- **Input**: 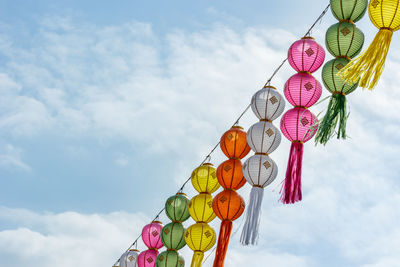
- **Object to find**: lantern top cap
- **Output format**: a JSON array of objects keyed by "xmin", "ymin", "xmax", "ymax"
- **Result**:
[
  {"xmin": 231, "ymin": 126, "xmax": 244, "ymax": 130},
  {"xmin": 176, "ymin": 192, "xmax": 187, "ymax": 196},
  {"xmin": 263, "ymin": 85, "xmax": 276, "ymax": 90},
  {"xmin": 152, "ymin": 220, "xmax": 162, "ymax": 224},
  {"xmin": 129, "ymin": 249, "xmax": 140, "ymax": 252},
  {"xmin": 202, "ymin": 163, "xmax": 214, "ymax": 166},
  {"xmin": 301, "ymin": 36, "xmax": 315, "ymax": 40}
]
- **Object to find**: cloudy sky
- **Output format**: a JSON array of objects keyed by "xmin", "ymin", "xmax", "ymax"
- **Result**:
[{"xmin": 1, "ymin": 0, "xmax": 400, "ymax": 266}]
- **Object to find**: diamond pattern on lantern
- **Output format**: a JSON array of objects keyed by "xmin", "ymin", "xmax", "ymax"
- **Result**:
[
  {"xmin": 219, "ymin": 196, "xmax": 227, "ymax": 203},
  {"xmin": 224, "ymin": 165, "xmax": 232, "ymax": 172},
  {"xmin": 147, "ymin": 257, "xmax": 154, "ymax": 263},
  {"xmin": 371, "ymin": 0, "xmax": 380, "ymax": 8},
  {"xmin": 265, "ymin": 128, "xmax": 274, "ymax": 137},
  {"xmin": 185, "ymin": 231, "xmax": 189, "ymax": 237},
  {"xmin": 167, "ymin": 199, "xmax": 173, "ymax": 205},
  {"xmin": 269, "ymin": 96, "xmax": 278, "ymax": 104},
  {"xmin": 305, "ymin": 48, "xmax": 314, "ymax": 57},
  {"xmin": 227, "ymin": 133, "xmax": 234, "ymax": 140},
  {"xmin": 263, "ymin": 161, "xmax": 271, "ymax": 170},
  {"xmin": 204, "ymin": 230, "xmax": 212, "ymax": 238},
  {"xmin": 211, "ymin": 172, "xmax": 217, "ymax": 179},
  {"xmin": 179, "ymin": 259, "xmax": 184, "ymax": 265},
  {"xmin": 335, "ymin": 63, "xmax": 344, "ymax": 70},
  {"xmin": 340, "ymin": 27, "xmax": 351, "ymax": 36},
  {"xmin": 207, "ymin": 201, "xmax": 213, "ymax": 208},
  {"xmin": 164, "ymin": 228, "xmax": 170, "ymax": 235},
  {"xmin": 304, "ymin": 82, "xmax": 314, "ymax": 91},
  {"xmin": 128, "ymin": 256, "xmax": 135, "ymax": 261},
  {"xmin": 301, "ymin": 117, "xmax": 309, "ymax": 126},
  {"xmin": 159, "ymin": 255, "xmax": 165, "ymax": 261},
  {"xmin": 151, "ymin": 230, "xmax": 158, "ymax": 237}
]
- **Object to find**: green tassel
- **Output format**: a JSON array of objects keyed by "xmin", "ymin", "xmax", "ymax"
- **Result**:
[{"xmin": 315, "ymin": 93, "xmax": 349, "ymax": 146}]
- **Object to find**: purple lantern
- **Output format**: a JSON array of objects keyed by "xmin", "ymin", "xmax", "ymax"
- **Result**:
[
  {"xmin": 288, "ymin": 37, "xmax": 325, "ymax": 73},
  {"xmin": 284, "ymin": 73, "xmax": 322, "ymax": 108}
]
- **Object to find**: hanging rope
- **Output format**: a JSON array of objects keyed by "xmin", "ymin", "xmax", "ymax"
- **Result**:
[{"xmin": 112, "ymin": 3, "xmax": 330, "ymax": 266}]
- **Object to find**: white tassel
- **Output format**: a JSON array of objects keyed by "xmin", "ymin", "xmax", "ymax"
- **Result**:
[{"xmin": 240, "ymin": 186, "xmax": 264, "ymax": 245}]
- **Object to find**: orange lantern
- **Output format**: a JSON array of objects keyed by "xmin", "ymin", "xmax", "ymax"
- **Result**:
[{"xmin": 212, "ymin": 126, "xmax": 250, "ymax": 267}]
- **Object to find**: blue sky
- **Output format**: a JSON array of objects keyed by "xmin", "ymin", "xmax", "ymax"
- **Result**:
[{"xmin": 1, "ymin": 1, "xmax": 400, "ymax": 267}]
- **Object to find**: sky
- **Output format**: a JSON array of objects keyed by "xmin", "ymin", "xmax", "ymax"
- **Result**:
[{"xmin": 1, "ymin": 0, "xmax": 400, "ymax": 266}]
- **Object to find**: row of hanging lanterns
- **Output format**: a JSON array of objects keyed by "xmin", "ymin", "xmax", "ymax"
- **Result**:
[
  {"xmin": 115, "ymin": 0, "xmax": 400, "ymax": 266},
  {"xmin": 315, "ymin": 0, "xmax": 367, "ymax": 145}
]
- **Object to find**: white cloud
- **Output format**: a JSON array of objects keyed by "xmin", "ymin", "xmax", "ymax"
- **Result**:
[{"xmin": 0, "ymin": 144, "xmax": 31, "ymax": 172}]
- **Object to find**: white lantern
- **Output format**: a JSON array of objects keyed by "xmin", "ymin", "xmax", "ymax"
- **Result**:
[
  {"xmin": 243, "ymin": 154, "xmax": 277, "ymax": 187},
  {"xmin": 251, "ymin": 86, "xmax": 285, "ymax": 121},
  {"xmin": 247, "ymin": 121, "xmax": 281, "ymax": 154},
  {"xmin": 120, "ymin": 249, "xmax": 139, "ymax": 267}
]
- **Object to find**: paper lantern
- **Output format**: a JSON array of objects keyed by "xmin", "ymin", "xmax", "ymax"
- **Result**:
[
  {"xmin": 190, "ymin": 163, "xmax": 220, "ymax": 194},
  {"xmin": 188, "ymin": 193, "xmax": 216, "ymax": 223},
  {"xmin": 120, "ymin": 249, "xmax": 139, "ymax": 267},
  {"xmin": 330, "ymin": 0, "xmax": 368, "ymax": 22},
  {"xmin": 213, "ymin": 127, "xmax": 249, "ymax": 267},
  {"xmin": 142, "ymin": 221, "xmax": 164, "ymax": 250},
  {"xmin": 160, "ymin": 222, "xmax": 186, "ymax": 250},
  {"xmin": 157, "ymin": 194, "xmax": 190, "ymax": 267},
  {"xmin": 138, "ymin": 249, "xmax": 159, "ymax": 267},
  {"xmin": 316, "ymin": 1, "xmax": 367, "ymax": 145},
  {"xmin": 165, "ymin": 193, "xmax": 190, "ymax": 223},
  {"xmin": 216, "ymin": 159, "xmax": 246, "ymax": 190},
  {"xmin": 186, "ymin": 164, "xmax": 219, "ymax": 267},
  {"xmin": 284, "ymin": 73, "xmax": 322, "ymax": 108},
  {"xmin": 338, "ymin": 0, "xmax": 400, "ymax": 89},
  {"xmin": 280, "ymin": 36, "xmax": 324, "ymax": 204},
  {"xmin": 251, "ymin": 86, "xmax": 285, "ymax": 121},
  {"xmin": 185, "ymin": 223, "xmax": 217, "ymax": 266},
  {"xmin": 325, "ymin": 22, "xmax": 365, "ymax": 58},
  {"xmin": 280, "ymin": 108, "xmax": 318, "ymax": 204},
  {"xmin": 241, "ymin": 86, "xmax": 284, "ymax": 245},
  {"xmin": 246, "ymin": 121, "xmax": 281, "ymax": 155},
  {"xmin": 288, "ymin": 37, "xmax": 325, "ymax": 73},
  {"xmin": 220, "ymin": 126, "xmax": 250, "ymax": 159},
  {"xmin": 156, "ymin": 251, "xmax": 184, "ymax": 267}
]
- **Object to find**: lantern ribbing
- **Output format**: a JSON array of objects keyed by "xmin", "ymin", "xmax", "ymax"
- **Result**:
[
  {"xmin": 315, "ymin": 0, "xmax": 367, "ymax": 145},
  {"xmin": 138, "ymin": 221, "xmax": 164, "ymax": 267},
  {"xmin": 112, "ymin": 4, "xmax": 331, "ymax": 266},
  {"xmin": 280, "ymin": 37, "xmax": 325, "ymax": 204}
]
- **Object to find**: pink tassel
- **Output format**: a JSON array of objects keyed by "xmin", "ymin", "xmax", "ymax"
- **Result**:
[{"xmin": 280, "ymin": 142, "xmax": 303, "ymax": 204}]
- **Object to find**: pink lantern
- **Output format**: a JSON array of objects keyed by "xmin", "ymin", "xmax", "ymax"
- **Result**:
[
  {"xmin": 280, "ymin": 107, "xmax": 318, "ymax": 204},
  {"xmin": 141, "ymin": 221, "xmax": 163, "ymax": 249},
  {"xmin": 138, "ymin": 249, "xmax": 158, "ymax": 267},
  {"xmin": 138, "ymin": 221, "xmax": 163, "ymax": 267},
  {"xmin": 284, "ymin": 73, "xmax": 322, "ymax": 108},
  {"xmin": 288, "ymin": 37, "xmax": 325, "ymax": 73}
]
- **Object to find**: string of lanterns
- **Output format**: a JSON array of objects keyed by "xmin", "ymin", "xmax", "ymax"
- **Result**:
[
  {"xmin": 315, "ymin": 0, "xmax": 368, "ymax": 145},
  {"xmin": 280, "ymin": 37, "xmax": 325, "ymax": 204},
  {"xmin": 112, "ymin": 4, "xmax": 337, "ymax": 266}
]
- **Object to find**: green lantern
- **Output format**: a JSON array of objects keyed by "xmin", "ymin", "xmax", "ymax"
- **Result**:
[
  {"xmin": 165, "ymin": 193, "xmax": 190, "ymax": 223},
  {"xmin": 161, "ymin": 222, "xmax": 186, "ymax": 250},
  {"xmin": 325, "ymin": 22, "xmax": 364, "ymax": 58},
  {"xmin": 322, "ymin": 58, "xmax": 359, "ymax": 95},
  {"xmin": 156, "ymin": 250, "xmax": 185, "ymax": 267},
  {"xmin": 330, "ymin": 0, "xmax": 368, "ymax": 22}
]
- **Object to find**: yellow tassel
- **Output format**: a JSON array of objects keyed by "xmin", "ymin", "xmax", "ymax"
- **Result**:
[
  {"xmin": 190, "ymin": 251, "xmax": 204, "ymax": 267},
  {"xmin": 337, "ymin": 28, "xmax": 393, "ymax": 90}
]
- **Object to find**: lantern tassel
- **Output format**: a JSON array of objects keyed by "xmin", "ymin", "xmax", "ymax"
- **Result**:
[
  {"xmin": 212, "ymin": 220, "xmax": 233, "ymax": 267},
  {"xmin": 280, "ymin": 142, "xmax": 303, "ymax": 204},
  {"xmin": 240, "ymin": 186, "xmax": 264, "ymax": 246},
  {"xmin": 190, "ymin": 251, "xmax": 204, "ymax": 267},
  {"xmin": 337, "ymin": 28, "xmax": 393, "ymax": 90},
  {"xmin": 315, "ymin": 93, "xmax": 348, "ymax": 145}
]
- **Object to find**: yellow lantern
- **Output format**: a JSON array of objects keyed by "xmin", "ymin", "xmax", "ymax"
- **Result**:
[
  {"xmin": 188, "ymin": 194, "xmax": 216, "ymax": 223},
  {"xmin": 338, "ymin": 0, "xmax": 400, "ymax": 89},
  {"xmin": 191, "ymin": 163, "xmax": 220, "ymax": 193},
  {"xmin": 185, "ymin": 223, "xmax": 216, "ymax": 267}
]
